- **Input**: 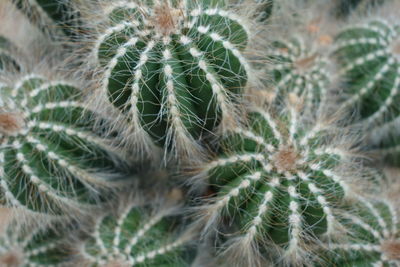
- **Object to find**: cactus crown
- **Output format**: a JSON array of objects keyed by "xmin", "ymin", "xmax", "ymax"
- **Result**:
[
  {"xmin": 197, "ymin": 93, "xmax": 360, "ymax": 264},
  {"xmin": 325, "ymin": 195, "xmax": 400, "ymax": 266},
  {"xmin": 78, "ymin": 202, "xmax": 192, "ymax": 266},
  {"xmin": 267, "ymin": 36, "xmax": 332, "ymax": 107},
  {"xmin": 335, "ymin": 18, "xmax": 400, "ymax": 127},
  {"xmin": 0, "ymin": 75, "xmax": 129, "ymax": 215},
  {"xmin": 94, "ymin": 0, "xmax": 252, "ymax": 156}
]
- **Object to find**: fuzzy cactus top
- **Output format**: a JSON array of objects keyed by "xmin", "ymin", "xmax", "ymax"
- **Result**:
[
  {"xmin": 93, "ymin": 0, "xmax": 252, "ymax": 157},
  {"xmin": 196, "ymin": 93, "xmax": 364, "ymax": 266},
  {"xmin": 0, "ymin": 74, "xmax": 130, "ymax": 215},
  {"xmin": 267, "ymin": 36, "xmax": 332, "ymax": 109}
]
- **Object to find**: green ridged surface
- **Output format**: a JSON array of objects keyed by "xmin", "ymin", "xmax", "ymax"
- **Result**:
[
  {"xmin": 80, "ymin": 203, "xmax": 192, "ymax": 266},
  {"xmin": 335, "ymin": 19, "xmax": 400, "ymax": 163},
  {"xmin": 96, "ymin": 0, "xmax": 250, "ymax": 149},
  {"xmin": 0, "ymin": 75, "xmax": 128, "ymax": 215},
  {"xmin": 201, "ymin": 103, "xmax": 352, "ymax": 262},
  {"xmin": 335, "ymin": 19, "xmax": 400, "ymax": 126},
  {"xmin": 322, "ymin": 196, "xmax": 400, "ymax": 266}
]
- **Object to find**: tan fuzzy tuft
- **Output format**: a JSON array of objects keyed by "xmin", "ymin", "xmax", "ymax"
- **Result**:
[
  {"xmin": 0, "ymin": 249, "xmax": 24, "ymax": 267},
  {"xmin": 151, "ymin": 3, "xmax": 184, "ymax": 36},
  {"xmin": 271, "ymin": 146, "xmax": 300, "ymax": 172},
  {"xmin": 381, "ymin": 240, "xmax": 400, "ymax": 260},
  {"xmin": 0, "ymin": 112, "xmax": 25, "ymax": 136}
]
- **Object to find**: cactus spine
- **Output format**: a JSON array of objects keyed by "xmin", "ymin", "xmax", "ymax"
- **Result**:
[
  {"xmin": 93, "ymin": 0, "xmax": 252, "ymax": 157},
  {"xmin": 196, "ymin": 93, "xmax": 362, "ymax": 266},
  {"xmin": 77, "ymin": 201, "xmax": 192, "ymax": 266},
  {"xmin": 0, "ymin": 75, "xmax": 129, "ymax": 215}
]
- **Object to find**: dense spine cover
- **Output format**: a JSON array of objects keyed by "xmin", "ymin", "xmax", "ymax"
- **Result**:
[
  {"xmin": 0, "ymin": 75, "xmax": 129, "ymax": 215},
  {"xmin": 195, "ymin": 91, "xmax": 365, "ymax": 266},
  {"xmin": 322, "ymin": 195, "xmax": 400, "ymax": 266},
  {"xmin": 92, "ymin": 0, "xmax": 253, "ymax": 157},
  {"xmin": 267, "ymin": 36, "xmax": 332, "ymax": 107}
]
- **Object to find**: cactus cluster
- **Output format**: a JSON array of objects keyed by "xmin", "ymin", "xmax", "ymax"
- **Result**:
[
  {"xmin": 2, "ymin": 0, "xmax": 400, "ymax": 266},
  {"xmin": 196, "ymin": 92, "xmax": 363, "ymax": 265}
]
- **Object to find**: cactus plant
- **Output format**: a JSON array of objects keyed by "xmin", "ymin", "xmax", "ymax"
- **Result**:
[
  {"xmin": 322, "ymin": 194, "xmax": 400, "ymax": 266},
  {"xmin": 76, "ymin": 199, "xmax": 193, "ymax": 266},
  {"xmin": 91, "ymin": 0, "xmax": 253, "ymax": 157},
  {"xmin": 267, "ymin": 35, "xmax": 333, "ymax": 108},
  {"xmin": 0, "ymin": 74, "xmax": 130, "ymax": 215},
  {"xmin": 335, "ymin": 18, "xmax": 400, "ymax": 128},
  {"xmin": 195, "ymin": 92, "xmax": 365, "ymax": 266}
]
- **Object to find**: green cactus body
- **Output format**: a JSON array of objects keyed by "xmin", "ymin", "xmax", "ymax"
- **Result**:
[
  {"xmin": 95, "ymin": 0, "xmax": 251, "ymax": 155},
  {"xmin": 0, "ymin": 75, "xmax": 128, "ymax": 215},
  {"xmin": 323, "ymin": 196, "xmax": 400, "ymax": 266},
  {"xmin": 79, "ymin": 203, "xmax": 192, "ymax": 266},
  {"xmin": 335, "ymin": 19, "xmax": 400, "ymax": 127},
  {"xmin": 267, "ymin": 36, "xmax": 331, "ymax": 108},
  {"xmin": 198, "ymin": 96, "xmax": 357, "ymax": 264},
  {"xmin": 0, "ymin": 219, "xmax": 69, "ymax": 267}
]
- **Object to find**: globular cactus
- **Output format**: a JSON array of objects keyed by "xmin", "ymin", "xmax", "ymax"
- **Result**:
[
  {"xmin": 0, "ymin": 74, "xmax": 130, "ymax": 215},
  {"xmin": 91, "ymin": 0, "xmax": 253, "ymax": 157},
  {"xmin": 76, "ymin": 198, "xmax": 193, "ymax": 266},
  {"xmin": 195, "ymin": 93, "xmax": 366, "ymax": 266},
  {"xmin": 322, "ymin": 193, "xmax": 400, "ymax": 266},
  {"xmin": 334, "ymin": 16, "xmax": 400, "ymax": 164},
  {"xmin": 334, "ymin": 18, "xmax": 400, "ymax": 128},
  {"xmin": 267, "ymin": 35, "xmax": 333, "ymax": 108},
  {"xmin": 0, "ymin": 207, "xmax": 70, "ymax": 267}
]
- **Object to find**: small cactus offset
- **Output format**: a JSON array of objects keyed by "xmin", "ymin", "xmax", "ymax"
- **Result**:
[
  {"xmin": 334, "ymin": 18, "xmax": 400, "ymax": 127},
  {"xmin": 322, "ymin": 194, "xmax": 400, "ymax": 266},
  {"xmin": 195, "ymin": 93, "xmax": 362, "ymax": 266},
  {"xmin": 76, "ymin": 199, "xmax": 193, "ymax": 266},
  {"xmin": 0, "ymin": 74, "xmax": 130, "ymax": 215},
  {"xmin": 92, "ymin": 0, "xmax": 253, "ymax": 157},
  {"xmin": 267, "ymin": 35, "xmax": 333, "ymax": 108}
]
